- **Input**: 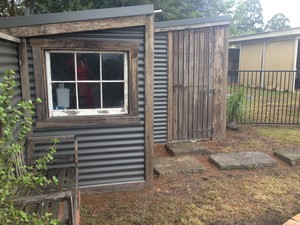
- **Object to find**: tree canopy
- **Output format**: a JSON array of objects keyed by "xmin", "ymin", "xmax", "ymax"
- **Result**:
[
  {"xmin": 185, "ymin": 0, "xmax": 235, "ymax": 18},
  {"xmin": 230, "ymin": 0, "xmax": 264, "ymax": 36},
  {"xmin": 264, "ymin": 13, "xmax": 291, "ymax": 32},
  {"xmin": 0, "ymin": 0, "xmax": 24, "ymax": 16}
]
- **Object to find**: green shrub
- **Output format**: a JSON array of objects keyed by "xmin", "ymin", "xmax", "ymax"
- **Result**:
[
  {"xmin": 227, "ymin": 88, "xmax": 246, "ymax": 123},
  {"xmin": 0, "ymin": 69, "xmax": 58, "ymax": 225}
]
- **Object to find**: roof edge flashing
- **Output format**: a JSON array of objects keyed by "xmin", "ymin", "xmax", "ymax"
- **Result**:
[
  {"xmin": 154, "ymin": 15, "xmax": 231, "ymax": 30},
  {"xmin": 0, "ymin": 5, "xmax": 154, "ymax": 29}
]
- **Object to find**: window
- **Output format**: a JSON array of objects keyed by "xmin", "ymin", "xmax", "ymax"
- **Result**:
[
  {"xmin": 46, "ymin": 51, "xmax": 128, "ymax": 117},
  {"xmin": 30, "ymin": 39, "xmax": 140, "ymax": 128}
]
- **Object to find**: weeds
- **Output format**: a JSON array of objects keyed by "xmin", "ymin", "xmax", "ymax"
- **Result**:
[{"xmin": 227, "ymin": 87, "xmax": 246, "ymax": 123}]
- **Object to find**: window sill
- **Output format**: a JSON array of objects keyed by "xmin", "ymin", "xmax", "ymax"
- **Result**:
[{"xmin": 35, "ymin": 115, "xmax": 141, "ymax": 129}]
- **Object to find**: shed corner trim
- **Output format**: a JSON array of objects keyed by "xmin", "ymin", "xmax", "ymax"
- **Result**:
[
  {"xmin": 0, "ymin": 32, "xmax": 21, "ymax": 43},
  {"xmin": 154, "ymin": 20, "xmax": 231, "ymax": 33}
]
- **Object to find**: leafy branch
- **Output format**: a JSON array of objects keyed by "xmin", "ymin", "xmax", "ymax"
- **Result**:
[{"xmin": 0, "ymin": 69, "xmax": 58, "ymax": 225}]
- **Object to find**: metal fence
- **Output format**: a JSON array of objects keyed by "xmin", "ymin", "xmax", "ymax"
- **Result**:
[{"xmin": 227, "ymin": 70, "xmax": 300, "ymax": 124}]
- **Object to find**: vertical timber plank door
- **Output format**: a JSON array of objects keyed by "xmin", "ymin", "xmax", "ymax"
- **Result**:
[{"xmin": 170, "ymin": 28, "xmax": 214, "ymax": 141}]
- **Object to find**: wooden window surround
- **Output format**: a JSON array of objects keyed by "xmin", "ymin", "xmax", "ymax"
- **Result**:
[{"xmin": 30, "ymin": 39, "xmax": 140, "ymax": 128}]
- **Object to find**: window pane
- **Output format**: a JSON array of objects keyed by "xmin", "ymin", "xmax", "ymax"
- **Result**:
[
  {"xmin": 103, "ymin": 83, "xmax": 124, "ymax": 108},
  {"xmin": 102, "ymin": 53, "xmax": 124, "ymax": 80},
  {"xmin": 78, "ymin": 83, "xmax": 100, "ymax": 109},
  {"xmin": 52, "ymin": 83, "xmax": 76, "ymax": 109},
  {"xmin": 50, "ymin": 53, "xmax": 75, "ymax": 81},
  {"xmin": 77, "ymin": 53, "xmax": 100, "ymax": 81}
]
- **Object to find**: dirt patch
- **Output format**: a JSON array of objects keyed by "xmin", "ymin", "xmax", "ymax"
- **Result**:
[
  {"xmin": 154, "ymin": 144, "xmax": 170, "ymax": 157},
  {"xmin": 80, "ymin": 125, "xmax": 300, "ymax": 225}
]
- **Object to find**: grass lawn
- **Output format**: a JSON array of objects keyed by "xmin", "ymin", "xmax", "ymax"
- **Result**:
[{"xmin": 80, "ymin": 125, "xmax": 300, "ymax": 225}]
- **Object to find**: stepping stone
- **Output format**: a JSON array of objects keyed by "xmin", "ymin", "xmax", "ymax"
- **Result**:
[
  {"xmin": 166, "ymin": 141, "xmax": 213, "ymax": 156},
  {"xmin": 283, "ymin": 219, "xmax": 300, "ymax": 225},
  {"xmin": 154, "ymin": 156, "xmax": 206, "ymax": 176},
  {"xmin": 274, "ymin": 147, "xmax": 300, "ymax": 166},
  {"xmin": 209, "ymin": 151, "xmax": 277, "ymax": 170}
]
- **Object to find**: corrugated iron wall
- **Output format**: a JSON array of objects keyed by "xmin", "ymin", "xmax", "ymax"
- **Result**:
[
  {"xmin": 0, "ymin": 38, "xmax": 20, "ymax": 95},
  {"xmin": 153, "ymin": 32, "xmax": 168, "ymax": 143},
  {"xmin": 27, "ymin": 27, "xmax": 146, "ymax": 187},
  {"xmin": 0, "ymin": 38, "xmax": 22, "ymax": 137},
  {"xmin": 0, "ymin": 37, "xmax": 25, "ymax": 169}
]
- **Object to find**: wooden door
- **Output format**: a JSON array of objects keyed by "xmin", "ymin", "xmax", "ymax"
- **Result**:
[{"xmin": 168, "ymin": 28, "xmax": 215, "ymax": 141}]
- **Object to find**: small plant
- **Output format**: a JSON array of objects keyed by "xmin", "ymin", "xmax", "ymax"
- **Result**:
[
  {"xmin": 226, "ymin": 88, "xmax": 246, "ymax": 129},
  {"xmin": 0, "ymin": 69, "xmax": 58, "ymax": 224}
]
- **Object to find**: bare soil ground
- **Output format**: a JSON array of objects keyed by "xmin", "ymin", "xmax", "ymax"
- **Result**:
[{"xmin": 80, "ymin": 125, "xmax": 300, "ymax": 225}]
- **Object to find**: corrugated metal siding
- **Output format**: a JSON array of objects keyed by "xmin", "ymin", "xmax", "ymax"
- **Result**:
[
  {"xmin": 0, "ymin": 38, "xmax": 20, "ymax": 82},
  {"xmin": 0, "ymin": 38, "xmax": 22, "ymax": 117},
  {"xmin": 0, "ymin": 38, "xmax": 23, "ymax": 156},
  {"xmin": 28, "ymin": 27, "xmax": 146, "ymax": 187},
  {"xmin": 154, "ymin": 32, "xmax": 168, "ymax": 143}
]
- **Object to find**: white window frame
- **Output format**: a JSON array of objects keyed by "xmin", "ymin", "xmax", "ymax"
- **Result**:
[{"xmin": 45, "ymin": 50, "xmax": 128, "ymax": 117}]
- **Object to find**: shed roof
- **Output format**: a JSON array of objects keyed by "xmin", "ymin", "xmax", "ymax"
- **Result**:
[
  {"xmin": 230, "ymin": 27, "xmax": 300, "ymax": 45},
  {"xmin": 0, "ymin": 5, "xmax": 154, "ymax": 29},
  {"xmin": 154, "ymin": 15, "xmax": 231, "ymax": 32}
]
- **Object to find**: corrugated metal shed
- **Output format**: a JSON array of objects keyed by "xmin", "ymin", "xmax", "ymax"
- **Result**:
[
  {"xmin": 0, "ymin": 6, "xmax": 231, "ymax": 192},
  {"xmin": 27, "ymin": 27, "xmax": 147, "ymax": 188},
  {"xmin": 0, "ymin": 5, "xmax": 154, "ymax": 193}
]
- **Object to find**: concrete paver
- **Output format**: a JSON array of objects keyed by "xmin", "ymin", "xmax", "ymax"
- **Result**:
[
  {"xmin": 283, "ymin": 219, "xmax": 300, "ymax": 225},
  {"xmin": 166, "ymin": 141, "xmax": 213, "ymax": 156},
  {"xmin": 209, "ymin": 151, "xmax": 277, "ymax": 170},
  {"xmin": 274, "ymin": 147, "xmax": 300, "ymax": 166},
  {"xmin": 292, "ymin": 214, "xmax": 300, "ymax": 222},
  {"xmin": 154, "ymin": 156, "xmax": 206, "ymax": 176},
  {"xmin": 283, "ymin": 213, "xmax": 300, "ymax": 225}
]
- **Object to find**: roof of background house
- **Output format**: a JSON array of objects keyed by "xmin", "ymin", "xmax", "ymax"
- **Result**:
[
  {"xmin": 230, "ymin": 27, "xmax": 300, "ymax": 45},
  {"xmin": 0, "ymin": 4, "xmax": 154, "ymax": 29}
]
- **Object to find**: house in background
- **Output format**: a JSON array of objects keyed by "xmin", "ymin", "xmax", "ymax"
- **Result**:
[
  {"xmin": 229, "ymin": 28, "xmax": 300, "ymax": 91},
  {"xmin": 0, "ymin": 5, "xmax": 230, "ymax": 193}
]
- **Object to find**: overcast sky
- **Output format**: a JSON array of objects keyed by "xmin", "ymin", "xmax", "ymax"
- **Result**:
[{"xmin": 260, "ymin": 0, "xmax": 300, "ymax": 27}]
